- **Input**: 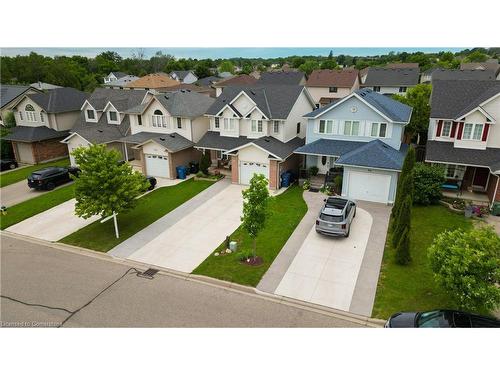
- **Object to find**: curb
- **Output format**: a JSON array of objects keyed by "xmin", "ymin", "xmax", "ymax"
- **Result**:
[{"xmin": 1, "ymin": 231, "xmax": 384, "ymax": 327}]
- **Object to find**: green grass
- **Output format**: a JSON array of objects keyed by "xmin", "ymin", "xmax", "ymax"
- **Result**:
[
  {"xmin": 0, "ymin": 158, "xmax": 70, "ymax": 188},
  {"xmin": 60, "ymin": 179, "xmax": 214, "ymax": 252},
  {"xmin": 0, "ymin": 184, "xmax": 75, "ymax": 230},
  {"xmin": 372, "ymin": 205, "xmax": 473, "ymax": 319},
  {"xmin": 193, "ymin": 185, "xmax": 307, "ymax": 287}
]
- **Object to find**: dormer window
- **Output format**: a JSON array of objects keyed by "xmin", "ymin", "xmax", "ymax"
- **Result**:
[
  {"xmin": 109, "ymin": 111, "xmax": 118, "ymax": 122},
  {"xmin": 25, "ymin": 104, "xmax": 37, "ymax": 122},
  {"xmin": 462, "ymin": 123, "xmax": 483, "ymax": 141},
  {"xmin": 86, "ymin": 109, "xmax": 96, "ymax": 120}
]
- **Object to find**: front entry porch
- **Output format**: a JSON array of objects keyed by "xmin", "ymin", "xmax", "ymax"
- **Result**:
[{"xmin": 440, "ymin": 164, "xmax": 495, "ymax": 204}]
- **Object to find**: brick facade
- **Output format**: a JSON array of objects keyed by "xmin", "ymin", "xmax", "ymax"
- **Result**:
[
  {"xmin": 169, "ymin": 147, "xmax": 202, "ymax": 179},
  {"xmin": 13, "ymin": 138, "xmax": 68, "ymax": 164},
  {"xmin": 231, "ymin": 155, "xmax": 238, "ymax": 183},
  {"xmin": 269, "ymin": 160, "xmax": 278, "ymax": 190}
]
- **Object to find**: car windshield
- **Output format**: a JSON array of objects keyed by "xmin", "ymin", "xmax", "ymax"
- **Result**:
[
  {"xmin": 320, "ymin": 213, "xmax": 343, "ymax": 223},
  {"xmin": 417, "ymin": 311, "xmax": 453, "ymax": 328}
]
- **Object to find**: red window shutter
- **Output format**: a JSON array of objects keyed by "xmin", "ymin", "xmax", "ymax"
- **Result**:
[
  {"xmin": 451, "ymin": 122, "xmax": 457, "ymax": 138},
  {"xmin": 436, "ymin": 120, "xmax": 443, "ymax": 137},
  {"xmin": 457, "ymin": 122, "xmax": 464, "ymax": 140},
  {"xmin": 482, "ymin": 123, "xmax": 490, "ymax": 141}
]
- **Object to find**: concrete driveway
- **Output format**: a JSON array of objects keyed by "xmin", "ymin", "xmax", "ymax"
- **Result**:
[
  {"xmin": 275, "ymin": 207, "xmax": 373, "ymax": 311},
  {"xmin": 5, "ymin": 199, "xmax": 99, "ymax": 241},
  {"xmin": 0, "ymin": 180, "xmax": 71, "ymax": 207},
  {"xmin": 110, "ymin": 180, "xmax": 244, "ymax": 273}
]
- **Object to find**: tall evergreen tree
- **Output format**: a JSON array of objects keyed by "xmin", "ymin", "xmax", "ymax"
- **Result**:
[
  {"xmin": 392, "ymin": 195, "xmax": 412, "ymax": 249},
  {"xmin": 392, "ymin": 147, "xmax": 415, "ymax": 220},
  {"xmin": 395, "ymin": 227, "xmax": 411, "ymax": 265}
]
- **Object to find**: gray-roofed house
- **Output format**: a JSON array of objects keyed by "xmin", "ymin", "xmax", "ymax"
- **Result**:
[
  {"xmin": 425, "ymin": 80, "xmax": 500, "ymax": 206},
  {"xmin": 102, "ymin": 75, "xmax": 140, "ymax": 89},
  {"xmin": 421, "ymin": 68, "xmax": 496, "ymax": 84},
  {"xmin": 259, "ymin": 71, "xmax": 306, "ymax": 86},
  {"xmin": 30, "ymin": 82, "xmax": 63, "ymax": 91},
  {"xmin": 460, "ymin": 59, "xmax": 500, "ymax": 78},
  {"xmin": 360, "ymin": 67, "xmax": 420, "ymax": 96},
  {"xmin": 0, "ymin": 84, "xmax": 41, "ymax": 126},
  {"xmin": 169, "ymin": 70, "xmax": 199, "ymax": 84},
  {"xmin": 103, "ymin": 72, "xmax": 128, "ymax": 84},
  {"xmin": 4, "ymin": 87, "xmax": 88, "ymax": 164},
  {"xmin": 197, "ymin": 84, "xmax": 316, "ymax": 189},
  {"xmin": 294, "ymin": 88, "xmax": 413, "ymax": 203},
  {"xmin": 118, "ymin": 90, "xmax": 216, "ymax": 179}
]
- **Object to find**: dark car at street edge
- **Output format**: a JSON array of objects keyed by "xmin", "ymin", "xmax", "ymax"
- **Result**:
[
  {"xmin": 27, "ymin": 166, "xmax": 80, "ymax": 191},
  {"xmin": 385, "ymin": 309, "xmax": 500, "ymax": 328},
  {"xmin": 0, "ymin": 159, "xmax": 18, "ymax": 171}
]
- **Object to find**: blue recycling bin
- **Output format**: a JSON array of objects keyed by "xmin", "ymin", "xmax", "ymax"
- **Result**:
[
  {"xmin": 281, "ymin": 172, "xmax": 291, "ymax": 187},
  {"xmin": 176, "ymin": 166, "xmax": 187, "ymax": 179}
]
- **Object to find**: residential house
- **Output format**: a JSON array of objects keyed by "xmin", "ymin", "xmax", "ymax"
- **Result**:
[
  {"xmin": 212, "ymin": 74, "xmax": 258, "ymax": 97},
  {"xmin": 104, "ymin": 72, "xmax": 128, "ymax": 84},
  {"xmin": 160, "ymin": 84, "xmax": 215, "ymax": 98},
  {"xmin": 194, "ymin": 75, "xmax": 223, "ymax": 87},
  {"xmin": 360, "ymin": 67, "xmax": 420, "ymax": 95},
  {"xmin": 305, "ymin": 69, "xmax": 360, "ymax": 107},
  {"xmin": 425, "ymin": 80, "xmax": 500, "ymax": 207},
  {"xmin": 125, "ymin": 73, "xmax": 179, "ymax": 91},
  {"xmin": 121, "ymin": 90, "xmax": 215, "ymax": 179},
  {"xmin": 421, "ymin": 68, "xmax": 496, "ymax": 84},
  {"xmin": 169, "ymin": 70, "xmax": 199, "ymax": 84},
  {"xmin": 294, "ymin": 88, "xmax": 412, "ymax": 204},
  {"xmin": 460, "ymin": 59, "xmax": 500, "ymax": 79},
  {"xmin": 103, "ymin": 75, "xmax": 140, "ymax": 89},
  {"xmin": 1, "ymin": 84, "xmax": 43, "ymax": 126},
  {"xmin": 259, "ymin": 71, "xmax": 306, "ymax": 85},
  {"xmin": 3, "ymin": 87, "xmax": 88, "ymax": 164},
  {"xmin": 30, "ymin": 82, "xmax": 63, "ymax": 91},
  {"xmin": 197, "ymin": 84, "xmax": 316, "ymax": 189},
  {"xmin": 386, "ymin": 62, "xmax": 419, "ymax": 69},
  {"xmin": 62, "ymin": 89, "xmax": 151, "ymax": 166}
]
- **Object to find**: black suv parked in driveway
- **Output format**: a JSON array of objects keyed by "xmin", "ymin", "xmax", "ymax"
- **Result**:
[
  {"xmin": 27, "ymin": 166, "xmax": 80, "ymax": 190},
  {"xmin": 0, "ymin": 159, "xmax": 18, "ymax": 171}
]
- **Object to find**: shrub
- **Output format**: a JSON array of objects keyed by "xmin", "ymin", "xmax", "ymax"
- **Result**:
[
  {"xmin": 414, "ymin": 162, "xmax": 445, "ymax": 205},
  {"xmin": 200, "ymin": 151, "xmax": 211, "ymax": 174},
  {"xmin": 309, "ymin": 166, "xmax": 319, "ymax": 176},
  {"xmin": 302, "ymin": 179, "xmax": 311, "ymax": 190},
  {"xmin": 334, "ymin": 175, "xmax": 342, "ymax": 191},
  {"xmin": 428, "ymin": 226, "xmax": 500, "ymax": 312}
]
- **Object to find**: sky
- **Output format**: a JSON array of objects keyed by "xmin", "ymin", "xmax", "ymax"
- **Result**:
[{"xmin": 0, "ymin": 47, "xmax": 467, "ymax": 59}]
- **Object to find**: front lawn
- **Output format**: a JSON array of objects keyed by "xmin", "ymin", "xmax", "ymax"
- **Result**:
[
  {"xmin": 193, "ymin": 185, "xmax": 307, "ymax": 287},
  {"xmin": 0, "ymin": 158, "xmax": 70, "ymax": 188},
  {"xmin": 60, "ymin": 179, "xmax": 214, "ymax": 252},
  {"xmin": 372, "ymin": 205, "xmax": 473, "ymax": 319},
  {"xmin": 0, "ymin": 184, "xmax": 75, "ymax": 230}
]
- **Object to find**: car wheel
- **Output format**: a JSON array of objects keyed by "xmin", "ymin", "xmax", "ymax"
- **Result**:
[
  {"xmin": 9, "ymin": 163, "xmax": 16, "ymax": 169},
  {"xmin": 46, "ymin": 182, "xmax": 55, "ymax": 190}
]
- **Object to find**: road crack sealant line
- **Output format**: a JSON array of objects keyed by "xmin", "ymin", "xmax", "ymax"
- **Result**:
[{"xmin": 1, "ymin": 267, "xmax": 145, "ymax": 327}]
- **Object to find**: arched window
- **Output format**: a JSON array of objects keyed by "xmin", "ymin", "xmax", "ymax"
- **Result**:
[
  {"xmin": 25, "ymin": 104, "xmax": 37, "ymax": 122},
  {"xmin": 152, "ymin": 110, "xmax": 166, "ymax": 128}
]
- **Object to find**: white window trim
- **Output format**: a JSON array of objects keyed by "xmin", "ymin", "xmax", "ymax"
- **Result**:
[
  {"xmin": 343, "ymin": 120, "xmax": 360, "ymax": 136},
  {"xmin": 445, "ymin": 164, "xmax": 466, "ymax": 180},
  {"xmin": 273, "ymin": 120, "xmax": 280, "ymax": 133},
  {"xmin": 40, "ymin": 111, "xmax": 45, "ymax": 123},
  {"xmin": 318, "ymin": 119, "xmax": 335, "ymax": 134},
  {"xmin": 223, "ymin": 118, "xmax": 237, "ymax": 131},
  {"xmin": 137, "ymin": 114, "xmax": 143, "ymax": 126},
  {"xmin": 441, "ymin": 121, "xmax": 452, "ymax": 138},
  {"xmin": 107, "ymin": 110, "xmax": 120, "ymax": 124},
  {"xmin": 85, "ymin": 109, "xmax": 97, "ymax": 122},
  {"xmin": 462, "ymin": 123, "xmax": 484, "ymax": 141},
  {"xmin": 177, "ymin": 117, "xmax": 182, "ymax": 129},
  {"xmin": 214, "ymin": 117, "xmax": 220, "ymax": 129},
  {"xmin": 251, "ymin": 119, "xmax": 263, "ymax": 133},
  {"xmin": 26, "ymin": 111, "xmax": 37, "ymax": 122},
  {"xmin": 371, "ymin": 122, "xmax": 388, "ymax": 138},
  {"xmin": 152, "ymin": 114, "xmax": 168, "ymax": 128}
]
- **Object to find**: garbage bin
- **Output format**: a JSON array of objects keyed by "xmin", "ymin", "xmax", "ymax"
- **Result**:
[
  {"xmin": 176, "ymin": 166, "xmax": 187, "ymax": 179},
  {"xmin": 464, "ymin": 206, "xmax": 473, "ymax": 218},
  {"xmin": 281, "ymin": 172, "xmax": 291, "ymax": 188},
  {"xmin": 492, "ymin": 202, "xmax": 500, "ymax": 216},
  {"xmin": 189, "ymin": 161, "xmax": 199, "ymax": 174}
]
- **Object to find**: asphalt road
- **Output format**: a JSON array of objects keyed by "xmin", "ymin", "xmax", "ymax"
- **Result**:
[{"xmin": 0, "ymin": 235, "xmax": 366, "ymax": 328}]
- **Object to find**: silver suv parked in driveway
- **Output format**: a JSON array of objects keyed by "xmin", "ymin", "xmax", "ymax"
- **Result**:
[{"xmin": 315, "ymin": 197, "xmax": 356, "ymax": 237}]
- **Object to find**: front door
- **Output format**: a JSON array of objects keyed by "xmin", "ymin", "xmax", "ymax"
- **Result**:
[
  {"xmin": 317, "ymin": 156, "xmax": 334, "ymax": 174},
  {"xmin": 472, "ymin": 167, "xmax": 489, "ymax": 190}
]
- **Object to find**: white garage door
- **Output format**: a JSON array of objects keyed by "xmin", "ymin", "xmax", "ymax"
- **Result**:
[
  {"xmin": 240, "ymin": 161, "xmax": 269, "ymax": 185},
  {"xmin": 16, "ymin": 142, "xmax": 35, "ymax": 164},
  {"xmin": 145, "ymin": 154, "xmax": 169, "ymax": 178},
  {"xmin": 347, "ymin": 171, "xmax": 391, "ymax": 203}
]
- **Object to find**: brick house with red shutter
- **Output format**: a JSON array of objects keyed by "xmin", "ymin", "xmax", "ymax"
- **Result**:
[{"xmin": 425, "ymin": 80, "xmax": 500, "ymax": 207}]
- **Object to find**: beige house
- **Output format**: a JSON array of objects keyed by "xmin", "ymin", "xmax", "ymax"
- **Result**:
[
  {"xmin": 0, "ymin": 84, "xmax": 41, "ymax": 126},
  {"xmin": 4, "ymin": 87, "xmax": 88, "ymax": 164},
  {"xmin": 306, "ymin": 69, "xmax": 360, "ymax": 107}
]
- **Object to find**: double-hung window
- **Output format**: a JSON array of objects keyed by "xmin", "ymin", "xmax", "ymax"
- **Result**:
[
  {"xmin": 214, "ymin": 117, "xmax": 220, "ymax": 129},
  {"xmin": 224, "ymin": 118, "xmax": 236, "ymax": 131},
  {"xmin": 319, "ymin": 120, "xmax": 334, "ymax": 134},
  {"xmin": 40, "ymin": 112, "xmax": 45, "ymax": 123},
  {"xmin": 177, "ymin": 117, "xmax": 182, "ymax": 129},
  {"xmin": 25, "ymin": 104, "xmax": 36, "ymax": 122},
  {"xmin": 251, "ymin": 120, "xmax": 263, "ymax": 133},
  {"xmin": 441, "ymin": 121, "xmax": 452, "ymax": 137},
  {"xmin": 371, "ymin": 122, "xmax": 387, "ymax": 137},
  {"xmin": 463, "ymin": 123, "xmax": 483, "ymax": 141},
  {"xmin": 343, "ymin": 120, "xmax": 359, "ymax": 136},
  {"xmin": 86, "ymin": 109, "xmax": 95, "ymax": 121},
  {"xmin": 152, "ymin": 110, "xmax": 166, "ymax": 128},
  {"xmin": 138, "ymin": 115, "xmax": 142, "ymax": 126},
  {"xmin": 109, "ymin": 111, "xmax": 118, "ymax": 122},
  {"xmin": 273, "ymin": 120, "xmax": 280, "ymax": 133}
]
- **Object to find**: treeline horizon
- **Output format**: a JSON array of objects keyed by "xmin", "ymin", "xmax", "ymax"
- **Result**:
[{"xmin": 1, "ymin": 47, "xmax": 498, "ymax": 93}]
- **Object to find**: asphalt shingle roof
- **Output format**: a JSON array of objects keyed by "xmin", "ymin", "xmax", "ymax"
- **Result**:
[
  {"xmin": 306, "ymin": 69, "xmax": 359, "ymax": 88},
  {"xmin": 194, "ymin": 76, "xmax": 223, "ymax": 86},
  {"xmin": 259, "ymin": 71, "xmax": 305, "ymax": 85},
  {"xmin": 431, "ymin": 69, "xmax": 496, "ymax": 81},
  {"xmin": 213, "ymin": 75, "xmax": 257, "ymax": 88},
  {"xmin": 336, "ymin": 140, "xmax": 408, "ymax": 170},
  {"xmin": 103, "ymin": 75, "xmax": 140, "ymax": 87},
  {"xmin": 196, "ymin": 131, "xmax": 249, "ymax": 151},
  {"xmin": 304, "ymin": 88, "xmax": 412, "ymax": 123},
  {"xmin": 70, "ymin": 111, "xmax": 130, "ymax": 144},
  {"xmin": 362, "ymin": 67, "xmax": 420, "ymax": 86},
  {"xmin": 430, "ymin": 80, "xmax": 500, "ymax": 119},
  {"xmin": 154, "ymin": 91, "xmax": 215, "ymax": 118},
  {"xmin": 26, "ymin": 87, "xmax": 88, "ymax": 113},
  {"xmin": 294, "ymin": 139, "xmax": 367, "ymax": 157},
  {"xmin": 0, "ymin": 85, "xmax": 39, "ymax": 109},
  {"xmin": 206, "ymin": 85, "xmax": 307, "ymax": 119},
  {"xmin": 121, "ymin": 132, "xmax": 193, "ymax": 153},
  {"xmin": 250, "ymin": 136, "xmax": 305, "ymax": 160},
  {"xmin": 426, "ymin": 140, "xmax": 500, "ymax": 173},
  {"xmin": 171, "ymin": 70, "xmax": 195, "ymax": 80},
  {"xmin": 111, "ymin": 72, "xmax": 128, "ymax": 79},
  {"xmin": 86, "ymin": 88, "xmax": 147, "ymax": 111},
  {"xmin": 2, "ymin": 126, "xmax": 68, "ymax": 142}
]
